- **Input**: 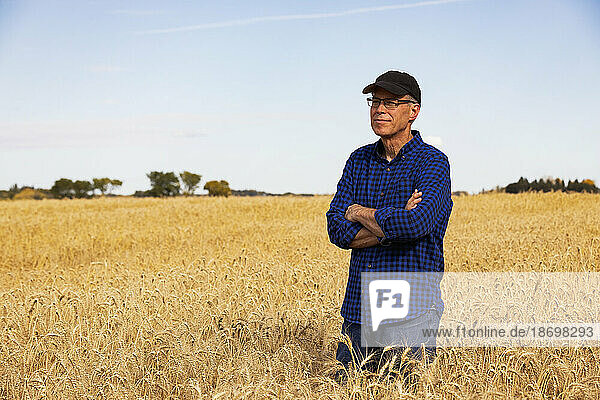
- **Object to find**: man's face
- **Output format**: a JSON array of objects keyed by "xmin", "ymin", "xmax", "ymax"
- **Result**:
[{"xmin": 369, "ymin": 87, "xmax": 420, "ymax": 137}]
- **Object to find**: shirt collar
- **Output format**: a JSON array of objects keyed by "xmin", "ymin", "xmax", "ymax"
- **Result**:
[{"xmin": 372, "ymin": 130, "xmax": 423, "ymax": 161}]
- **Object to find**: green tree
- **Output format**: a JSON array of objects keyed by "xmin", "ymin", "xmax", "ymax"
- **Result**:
[
  {"xmin": 92, "ymin": 178, "xmax": 112, "ymax": 195},
  {"xmin": 541, "ymin": 179, "xmax": 552, "ymax": 192},
  {"xmin": 51, "ymin": 178, "xmax": 75, "ymax": 199},
  {"xmin": 8, "ymin": 183, "xmax": 20, "ymax": 199},
  {"xmin": 552, "ymin": 178, "xmax": 565, "ymax": 192},
  {"xmin": 505, "ymin": 183, "xmax": 519, "ymax": 193},
  {"xmin": 567, "ymin": 179, "xmax": 581, "ymax": 192},
  {"xmin": 505, "ymin": 177, "xmax": 529, "ymax": 194},
  {"xmin": 73, "ymin": 180, "xmax": 93, "ymax": 198},
  {"xmin": 204, "ymin": 180, "xmax": 231, "ymax": 197},
  {"xmin": 109, "ymin": 179, "xmax": 123, "ymax": 194},
  {"xmin": 146, "ymin": 171, "xmax": 180, "ymax": 197},
  {"xmin": 219, "ymin": 180, "xmax": 231, "ymax": 197},
  {"xmin": 179, "ymin": 171, "xmax": 202, "ymax": 196}
]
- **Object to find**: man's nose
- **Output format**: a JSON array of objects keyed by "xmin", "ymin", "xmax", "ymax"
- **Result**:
[{"xmin": 373, "ymin": 102, "xmax": 387, "ymax": 113}]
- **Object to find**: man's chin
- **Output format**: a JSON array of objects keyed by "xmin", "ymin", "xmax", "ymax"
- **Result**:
[{"xmin": 372, "ymin": 130, "xmax": 393, "ymax": 138}]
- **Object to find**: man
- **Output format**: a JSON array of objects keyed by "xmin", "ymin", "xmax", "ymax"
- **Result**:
[{"xmin": 325, "ymin": 71, "xmax": 453, "ymax": 380}]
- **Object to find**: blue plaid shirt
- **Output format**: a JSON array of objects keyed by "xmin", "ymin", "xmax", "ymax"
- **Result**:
[{"xmin": 326, "ymin": 130, "xmax": 453, "ymax": 324}]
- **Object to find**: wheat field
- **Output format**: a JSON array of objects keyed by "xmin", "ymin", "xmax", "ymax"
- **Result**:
[{"xmin": 1, "ymin": 192, "xmax": 599, "ymax": 399}]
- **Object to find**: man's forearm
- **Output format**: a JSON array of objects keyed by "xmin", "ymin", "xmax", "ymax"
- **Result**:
[
  {"xmin": 349, "ymin": 227, "xmax": 379, "ymax": 248},
  {"xmin": 343, "ymin": 189, "xmax": 422, "ymax": 244},
  {"xmin": 353, "ymin": 208, "xmax": 384, "ymax": 237}
]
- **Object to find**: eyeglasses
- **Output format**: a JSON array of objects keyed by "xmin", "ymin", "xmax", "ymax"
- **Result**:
[{"xmin": 367, "ymin": 97, "xmax": 417, "ymax": 110}]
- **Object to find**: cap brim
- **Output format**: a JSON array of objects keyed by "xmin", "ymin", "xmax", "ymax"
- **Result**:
[{"xmin": 362, "ymin": 81, "xmax": 410, "ymax": 97}]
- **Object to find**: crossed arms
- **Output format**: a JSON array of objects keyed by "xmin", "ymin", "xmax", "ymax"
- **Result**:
[
  {"xmin": 325, "ymin": 153, "xmax": 451, "ymax": 250},
  {"xmin": 343, "ymin": 191, "xmax": 421, "ymax": 248}
]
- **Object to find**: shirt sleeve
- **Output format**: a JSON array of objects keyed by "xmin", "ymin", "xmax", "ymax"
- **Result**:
[
  {"xmin": 374, "ymin": 152, "xmax": 451, "ymax": 242},
  {"xmin": 326, "ymin": 153, "xmax": 364, "ymax": 250}
]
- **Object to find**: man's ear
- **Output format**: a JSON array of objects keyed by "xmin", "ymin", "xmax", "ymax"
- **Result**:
[{"xmin": 409, "ymin": 104, "xmax": 421, "ymax": 122}]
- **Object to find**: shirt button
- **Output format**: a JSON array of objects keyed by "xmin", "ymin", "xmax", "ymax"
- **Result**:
[
  {"xmin": 380, "ymin": 191, "xmax": 385, "ymax": 196},
  {"xmin": 401, "ymin": 155, "xmax": 406, "ymax": 160},
  {"xmin": 386, "ymin": 167, "xmax": 390, "ymax": 171},
  {"xmin": 367, "ymin": 264, "xmax": 373, "ymax": 269}
]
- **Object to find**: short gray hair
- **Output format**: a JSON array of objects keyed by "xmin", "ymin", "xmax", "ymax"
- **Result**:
[{"xmin": 405, "ymin": 94, "xmax": 418, "ymax": 104}]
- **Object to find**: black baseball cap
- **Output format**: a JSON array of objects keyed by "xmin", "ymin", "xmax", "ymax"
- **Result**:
[{"xmin": 362, "ymin": 71, "xmax": 421, "ymax": 104}]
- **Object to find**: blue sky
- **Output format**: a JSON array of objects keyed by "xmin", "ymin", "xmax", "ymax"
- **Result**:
[{"xmin": 1, "ymin": 0, "xmax": 599, "ymax": 194}]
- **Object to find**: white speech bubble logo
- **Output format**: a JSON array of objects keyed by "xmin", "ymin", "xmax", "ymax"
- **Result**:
[{"xmin": 369, "ymin": 279, "xmax": 410, "ymax": 331}]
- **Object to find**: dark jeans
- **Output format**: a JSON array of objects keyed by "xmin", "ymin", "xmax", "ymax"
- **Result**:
[{"xmin": 335, "ymin": 308, "xmax": 440, "ymax": 376}]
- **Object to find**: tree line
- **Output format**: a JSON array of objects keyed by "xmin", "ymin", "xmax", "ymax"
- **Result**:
[
  {"xmin": 504, "ymin": 177, "xmax": 599, "ymax": 194},
  {"xmin": 51, "ymin": 178, "xmax": 123, "ymax": 198},
  {"xmin": 0, "ymin": 171, "xmax": 232, "ymax": 200},
  {"xmin": 134, "ymin": 171, "xmax": 230, "ymax": 198}
]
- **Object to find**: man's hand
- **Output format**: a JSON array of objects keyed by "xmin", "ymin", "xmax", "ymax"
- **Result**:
[
  {"xmin": 345, "ymin": 204, "xmax": 382, "ymax": 236},
  {"xmin": 344, "ymin": 204, "xmax": 365, "ymax": 222},
  {"xmin": 405, "ymin": 189, "xmax": 422, "ymax": 210}
]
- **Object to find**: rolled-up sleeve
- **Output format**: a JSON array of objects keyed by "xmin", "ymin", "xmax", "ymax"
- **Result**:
[
  {"xmin": 374, "ymin": 153, "xmax": 451, "ymax": 241},
  {"xmin": 326, "ymin": 154, "xmax": 363, "ymax": 250}
]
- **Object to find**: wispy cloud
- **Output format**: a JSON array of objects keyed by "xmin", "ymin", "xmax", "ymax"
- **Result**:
[
  {"xmin": 0, "ymin": 114, "xmax": 208, "ymax": 148},
  {"xmin": 136, "ymin": 0, "xmax": 469, "ymax": 34},
  {"xmin": 0, "ymin": 112, "xmax": 324, "ymax": 149}
]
